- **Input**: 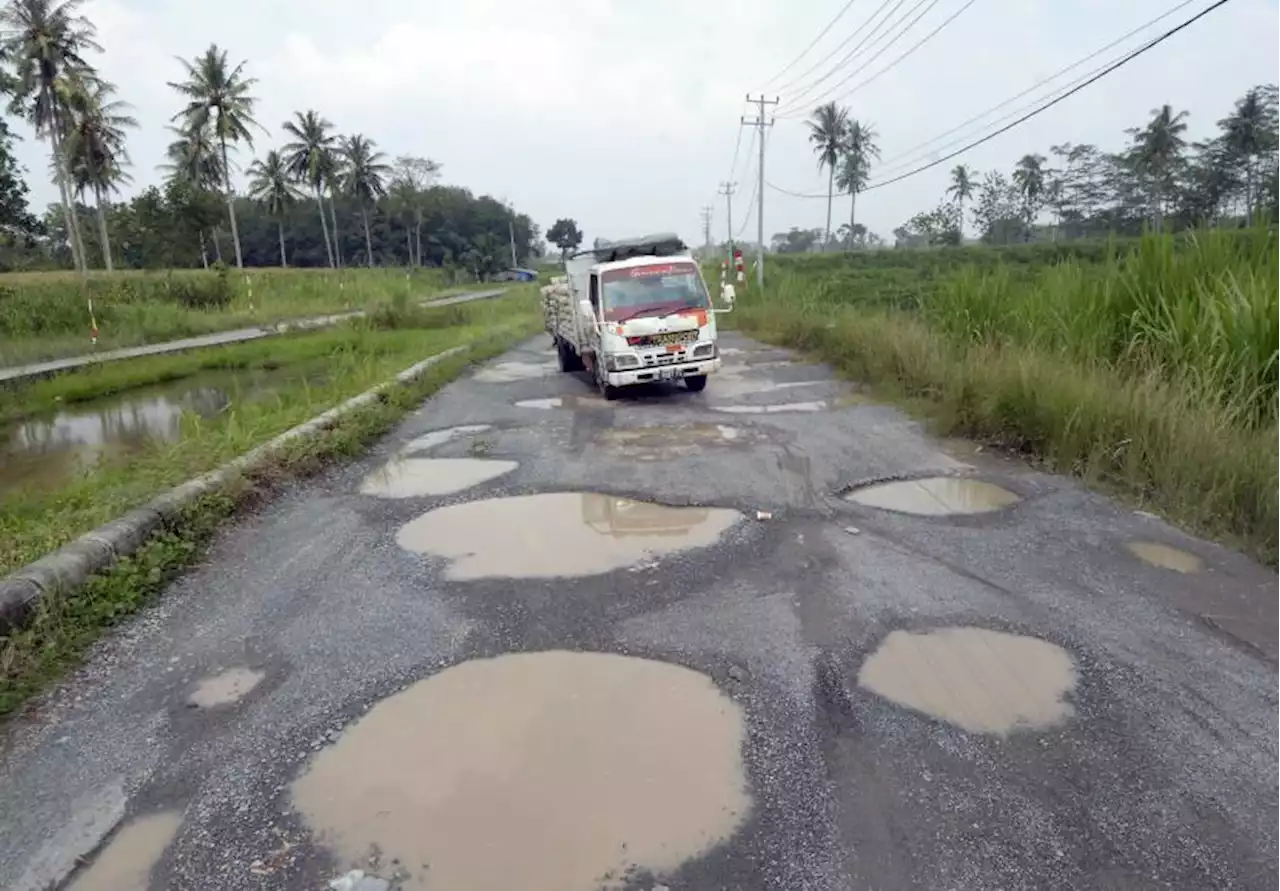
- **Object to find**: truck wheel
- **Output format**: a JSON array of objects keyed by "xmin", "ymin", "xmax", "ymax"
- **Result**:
[
  {"xmin": 555, "ymin": 339, "xmax": 572, "ymax": 372},
  {"xmin": 684, "ymin": 374, "xmax": 708, "ymax": 392},
  {"xmin": 597, "ymin": 371, "xmax": 621, "ymax": 401}
]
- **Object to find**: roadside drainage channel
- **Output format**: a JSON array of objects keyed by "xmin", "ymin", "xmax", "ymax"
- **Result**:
[
  {"xmin": 0, "ymin": 342, "xmax": 481, "ymax": 634},
  {"xmin": 0, "ymin": 288, "xmax": 507, "ymax": 387}
]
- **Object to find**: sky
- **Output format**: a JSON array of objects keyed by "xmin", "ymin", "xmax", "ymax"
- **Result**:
[{"xmin": 10, "ymin": 0, "xmax": 1280, "ymax": 249}]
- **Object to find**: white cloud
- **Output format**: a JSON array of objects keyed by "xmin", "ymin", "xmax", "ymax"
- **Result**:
[{"xmin": 9, "ymin": 0, "xmax": 1278, "ymax": 248}]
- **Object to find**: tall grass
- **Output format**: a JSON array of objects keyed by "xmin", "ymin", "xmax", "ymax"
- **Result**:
[{"xmin": 732, "ymin": 228, "xmax": 1279, "ymax": 562}]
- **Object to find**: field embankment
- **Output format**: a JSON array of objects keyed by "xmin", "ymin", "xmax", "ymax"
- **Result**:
[
  {"xmin": 0, "ymin": 266, "xmax": 486, "ymax": 366},
  {"xmin": 733, "ymin": 229, "xmax": 1278, "ymax": 563}
]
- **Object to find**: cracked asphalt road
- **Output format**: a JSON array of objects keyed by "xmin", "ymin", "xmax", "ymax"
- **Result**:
[{"xmin": 1, "ymin": 332, "xmax": 1275, "ymax": 890}]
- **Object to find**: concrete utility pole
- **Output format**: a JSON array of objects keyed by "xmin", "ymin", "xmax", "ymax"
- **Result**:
[
  {"xmin": 717, "ymin": 182, "xmax": 736, "ymax": 260},
  {"xmin": 743, "ymin": 94, "xmax": 778, "ymax": 291},
  {"xmin": 700, "ymin": 205, "xmax": 713, "ymax": 255}
]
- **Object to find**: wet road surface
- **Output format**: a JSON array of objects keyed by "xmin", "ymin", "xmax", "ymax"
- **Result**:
[{"xmin": 0, "ymin": 332, "xmax": 1275, "ymax": 890}]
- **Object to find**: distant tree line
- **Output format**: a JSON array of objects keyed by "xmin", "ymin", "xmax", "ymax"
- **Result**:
[{"xmin": 0, "ymin": 0, "xmax": 541, "ymax": 275}]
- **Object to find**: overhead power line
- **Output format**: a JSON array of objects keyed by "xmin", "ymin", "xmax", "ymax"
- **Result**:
[
  {"xmin": 777, "ymin": 0, "xmax": 980, "ymax": 118},
  {"xmin": 778, "ymin": 0, "xmax": 937, "ymax": 114},
  {"xmin": 764, "ymin": 0, "xmax": 1234, "ymax": 198},
  {"xmin": 773, "ymin": 0, "xmax": 899, "ymax": 97},
  {"xmin": 868, "ymin": 0, "xmax": 1202, "ymax": 173},
  {"xmin": 757, "ymin": 0, "xmax": 861, "ymax": 91}
]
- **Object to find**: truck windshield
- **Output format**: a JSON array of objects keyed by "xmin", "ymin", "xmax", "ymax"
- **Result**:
[{"xmin": 600, "ymin": 263, "xmax": 709, "ymax": 322}]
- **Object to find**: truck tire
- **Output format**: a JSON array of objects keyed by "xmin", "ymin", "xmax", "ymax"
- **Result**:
[
  {"xmin": 556, "ymin": 339, "xmax": 584, "ymax": 373},
  {"xmin": 684, "ymin": 374, "xmax": 708, "ymax": 392},
  {"xmin": 597, "ymin": 369, "xmax": 621, "ymax": 401}
]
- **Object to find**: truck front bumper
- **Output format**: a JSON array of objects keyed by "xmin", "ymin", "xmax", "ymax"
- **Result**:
[{"xmin": 605, "ymin": 357, "xmax": 722, "ymax": 387}]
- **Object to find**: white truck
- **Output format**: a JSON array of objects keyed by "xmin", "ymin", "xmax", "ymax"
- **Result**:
[{"xmin": 540, "ymin": 233, "xmax": 731, "ymax": 400}]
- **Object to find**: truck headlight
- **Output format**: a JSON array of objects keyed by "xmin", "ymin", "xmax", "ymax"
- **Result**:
[
  {"xmin": 691, "ymin": 343, "xmax": 716, "ymax": 359},
  {"xmin": 606, "ymin": 353, "xmax": 640, "ymax": 371}
]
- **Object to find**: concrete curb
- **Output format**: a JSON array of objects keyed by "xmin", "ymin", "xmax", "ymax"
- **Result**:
[{"xmin": 0, "ymin": 343, "xmax": 471, "ymax": 633}]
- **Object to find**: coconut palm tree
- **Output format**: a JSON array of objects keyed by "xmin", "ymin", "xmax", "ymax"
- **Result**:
[
  {"xmin": 835, "ymin": 119, "xmax": 878, "ymax": 249},
  {"xmin": 807, "ymin": 102, "xmax": 849, "ymax": 251},
  {"xmin": 281, "ymin": 109, "xmax": 337, "ymax": 267},
  {"xmin": 320, "ymin": 147, "xmax": 344, "ymax": 266},
  {"xmin": 1012, "ymin": 154, "xmax": 1046, "ymax": 241},
  {"xmin": 0, "ymin": 0, "xmax": 100, "ymax": 275},
  {"xmin": 1219, "ymin": 85, "xmax": 1279, "ymax": 226},
  {"xmin": 168, "ymin": 43, "xmax": 260, "ymax": 268},
  {"xmin": 945, "ymin": 164, "xmax": 975, "ymax": 241},
  {"xmin": 162, "ymin": 123, "xmax": 224, "ymax": 266},
  {"xmin": 1126, "ymin": 104, "xmax": 1188, "ymax": 231},
  {"xmin": 339, "ymin": 134, "xmax": 389, "ymax": 267},
  {"xmin": 247, "ymin": 150, "xmax": 300, "ymax": 267},
  {"xmin": 62, "ymin": 74, "xmax": 135, "ymax": 270}
]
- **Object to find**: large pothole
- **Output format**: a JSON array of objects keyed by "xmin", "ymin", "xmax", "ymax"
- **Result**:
[
  {"xmin": 396, "ymin": 492, "xmax": 741, "ymax": 579},
  {"xmin": 594, "ymin": 423, "xmax": 770, "ymax": 460},
  {"xmin": 1126, "ymin": 540, "xmax": 1202, "ymax": 574},
  {"xmin": 187, "ymin": 667, "xmax": 264, "ymax": 709},
  {"xmin": 858, "ymin": 627, "xmax": 1077, "ymax": 735},
  {"xmin": 844, "ymin": 476, "xmax": 1020, "ymax": 516},
  {"xmin": 65, "ymin": 810, "xmax": 183, "ymax": 891},
  {"xmin": 291, "ymin": 651, "xmax": 751, "ymax": 891},
  {"xmin": 473, "ymin": 360, "xmax": 557, "ymax": 383}
]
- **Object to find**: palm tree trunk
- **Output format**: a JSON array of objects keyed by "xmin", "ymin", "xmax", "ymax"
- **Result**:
[
  {"xmin": 414, "ymin": 213, "xmax": 423, "ymax": 267},
  {"xmin": 277, "ymin": 218, "xmax": 288, "ymax": 268},
  {"xmin": 46, "ymin": 97, "xmax": 87, "ymax": 276},
  {"xmin": 55, "ymin": 173, "xmax": 84, "ymax": 271},
  {"xmin": 199, "ymin": 230, "xmax": 209, "ymax": 268},
  {"xmin": 314, "ymin": 188, "xmax": 334, "ymax": 268},
  {"xmin": 1245, "ymin": 161, "xmax": 1255, "ymax": 227},
  {"xmin": 405, "ymin": 222, "xmax": 413, "ymax": 266},
  {"xmin": 219, "ymin": 135, "xmax": 245, "ymax": 269},
  {"xmin": 848, "ymin": 189, "xmax": 857, "ymax": 250},
  {"xmin": 361, "ymin": 207, "xmax": 374, "ymax": 267},
  {"xmin": 212, "ymin": 227, "xmax": 224, "ymax": 263},
  {"xmin": 94, "ymin": 187, "xmax": 114, "ymax": 272},
  {"xmin": 824, "ymin": 168, "xmax": 834, "ymax": 252},
  {"xmin": 328, "ymin": 197, "xmax": 343, "ymax": 267}
]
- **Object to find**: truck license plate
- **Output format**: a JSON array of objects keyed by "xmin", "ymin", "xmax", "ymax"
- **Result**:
[{"xmin": 658, "ymin": 367, "xmax": 677, "ymax": 381}]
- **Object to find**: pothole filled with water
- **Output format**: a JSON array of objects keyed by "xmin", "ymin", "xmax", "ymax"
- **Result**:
[
  {"xmin": 515, "ymin": 394, "xmax": 609, "ymax": 411},
  {"xmin": 1126, "ymin": 541, "xmax": 1202, "ymax": 574},
  {"xmin": 396, "ymin": 492, "xmax": 741, "ymax": 579},
  {"xmin": 187, "ymin": 667, "xmax": 264, "ymax": 708},
  {"xmin": 65, "ymin": 810, "xmax": 182, "ymax": 891},
  {"xmin": 401, "ymin": 424, "xmax": 492, "ymax": 455},
  {"xmin": 360, "ymin": 458, "xmax": 518, "ymax": 498},
  {"xmin": 474, "ymin": 360, "xmax": 557, "ymax": 383},
  {"xmin": 711, "ymin": 401, "xmax": 829, "ymax": 415},
  {"xmin": 858, "ymin": 627, "xmax": 1077, "ymax": 735},
  {"xmin": 291, "ymin": 651, "xmax": 750, "ymax": 891},
  {"xmin": 845, "ymin": 476, "xmax": 1020, "ymax": 516},
  {"xmin": 594, "ymin": 423, "xmax": 769, "ymax": 460}
]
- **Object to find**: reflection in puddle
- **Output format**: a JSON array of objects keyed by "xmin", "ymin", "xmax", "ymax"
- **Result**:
[
  {"xmin": 65, "ymin": 810, "xmax": 182, "ymax": 891},
  {"xmin": 291, "ymin": 651, "xmax": 750, "ymax": 891},
  {"xmin": 188, "ymin": 667, "xmax": 264, "ymax": 708},
  {"xmin": 0, "ymin": 364, "xmax": 327, "ymax": 497},
  {"xmin": 845, "ymin": 476, "xmax": 1020, "ymax": 516},
  {"xmin": 1126, "ymin": 541, "xmax": 1202, "ymax": 574},
  {"xmin": 401, "ymin": 424, "xmax": 492, "ymax": 455},
  {"xmin": 396, "ymin": 492, "xmax": 741, "ymax": 579},
  {"xmin": 712, "ymin": 401, "xmax": 828, "ymax": 414},
  {"xmin": 474, "ymin": 360, "xmax": 557, "ymax": 383},
  {"xmin": 360, "ymin": 458, "xmax": 518, "ymax": 498},
  {"xmin": 515, "ymin": 394, "xmax": 608, "ymax": 411},
  {"xmin": 859, "ymin": 627, "xmax": 1077, "ymax": 735}
]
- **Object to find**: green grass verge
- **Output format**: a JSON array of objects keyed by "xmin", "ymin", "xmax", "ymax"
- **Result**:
[
  {"xmin": 731, "ymin": 228, "xmax": 1278, "ymax": 565},
  {"xmin": 0, "ymin": 266, "xmax": 493, "ymax": 366},
  {"xmin": 0, "ymin": 323, "xmax": 537, "ymax": 717}
]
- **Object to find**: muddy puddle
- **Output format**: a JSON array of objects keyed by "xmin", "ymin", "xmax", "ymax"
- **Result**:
[
  {"xmin": 65, "ymin": 810, "xmax": 182, "ymax": 891},
  {"xmin": 396, "ymin": 492, "xmax": 741, "ymax": 579},
  {"xmin": 1126, "ymin": 541, "xmax": 1202, "ymax": 574},
  {"xmin": 473, "ymin": 360, "xmax": 557, "ymax": 383},
  {"xmin": 845, "ymin": 476, "xmax": 1020, "ymax": 516},
  {"xmin": 0, "ymin": 364, "xmax": 327, "ymax": 497},
  {"xmin": 712, "ymin": 400, "xmax": 829, "ymax": 414},
  {"xmin": 858, "ymin": 627, "xmax": 1077, "ymax": 735},
  {"xmin": 594, "ymin": 423, "xmax": 768, "ymax": 460},
  {"xmin": 291, "ymin": 651, "xmax": 750, "ymax": 891},
  {"xmin": 515, "ymin": 394, "xmax": 608, "ymax": 411},
  {"xmin": 187, "ymin": 667, "xmax": 264, "ymax": 708},
  {"xmin": 400, "ymin": 424, "xmax": 492, "ymax": 454},
  {"xmin": 360, "ymin": 457, "xmax": 518, "ymax": 498}
]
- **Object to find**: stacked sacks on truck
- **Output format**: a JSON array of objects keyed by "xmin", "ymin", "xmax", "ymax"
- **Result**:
[{"xmin": 540, "ymin": 277, "xmax": 571, "ymax": 335}]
